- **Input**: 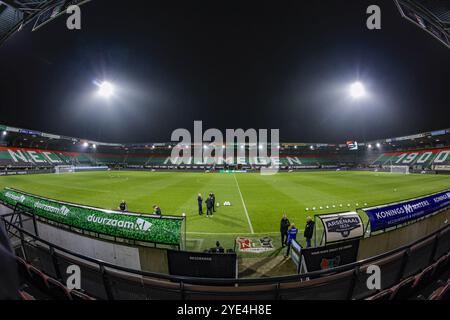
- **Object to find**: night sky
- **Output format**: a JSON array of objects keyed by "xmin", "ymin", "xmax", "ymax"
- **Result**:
[{"xmin": 0, "ymin": 0, "xmax": 449, "ymax": 143}]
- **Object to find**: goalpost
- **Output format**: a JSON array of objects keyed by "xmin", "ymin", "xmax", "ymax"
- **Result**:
[
  {"xmin": 390, "ymin": 165, "xmax": 410, "ymax": 174},
  {"xmin": 54, "ymin": 165, "xmax": 75, "ymax": 174}
]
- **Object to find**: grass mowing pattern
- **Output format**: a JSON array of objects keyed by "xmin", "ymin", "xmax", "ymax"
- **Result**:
[{"xmin": 1, "ymin": 170, "xmax": 449, "ymax": 252}]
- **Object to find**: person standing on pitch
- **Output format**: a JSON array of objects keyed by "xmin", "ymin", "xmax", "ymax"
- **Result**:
[
  {"xmin": 197, "ymin": 193, "xmax": 203, "ymax": 215},
  {"xmin": 210, "ymin": 192, "xmax": 216, "ymax": 213},
  {"xmin": 304, "ymin": 216, "xmax": 315, "ymax": 248},
  {"xmin": 285, "ymin": 223, "xmax": 298, "ymax": 257},
  {"xmin": 280, "ymin": 214, "xmax": 290, "ymax": 248},
  {"xmin": 153, "ymin": 205, "xmax": 162, "ymax": 216},
  {"xmin": 205, "ymin": 196, "xmax": 214, "ymax": 217},
  {"xmin": 118, "ymin": 200, "xmax": 128, "ymax": 212}
]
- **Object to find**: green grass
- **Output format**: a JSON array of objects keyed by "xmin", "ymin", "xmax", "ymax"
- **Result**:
[{"xmin": 1, "ymin": 170, "xmax": 449, "ymax": 252}]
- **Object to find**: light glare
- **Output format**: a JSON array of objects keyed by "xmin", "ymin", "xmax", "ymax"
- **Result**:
[
  {"xmin": 98, "ymin": 81, "xmax": 114, "ymax": 98},
  {"xmin": 349, "ymin": 82, "xmax": 366, "ymax": 99}
]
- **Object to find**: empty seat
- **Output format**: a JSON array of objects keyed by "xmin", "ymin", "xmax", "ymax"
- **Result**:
[
  {"xmin": 432, "ymin": 254, "xmax": 449, "ymax": 278},
  {"xmin": 366, "ymin": 288, "xmax": 393, "ymax": 301},
  {"xmin": 428, "ymin": 279, "xmax": 450, "ymax": 300},
  {"xmin": 28, "ymin": 265, "xmax": 50, "ymax": 294},
  {"xmin": 18, "ymin": 290, "xmax": 36, "ymax": 301},
  {"xmin": 70, "ymin": 289, "xmax": 96, "ymax": 301},
  {"xmin": 46, "ymin": 278, "xmax": 72, "ymax": 300},
  {"xmin": 412, "ymin": 265, "xmax": 436, "ymax": 292},
  {"xmin": 16, "ymin": 256, "xmax": 32, "ymax": 283},
  {"xmin": 390, "ymin": 276, "xmax": 415, "ymax": 300}
]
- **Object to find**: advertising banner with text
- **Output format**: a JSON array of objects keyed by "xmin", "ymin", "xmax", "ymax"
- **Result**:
[
  {"xmin": 363, "ymin": 189, "xmax": 450, "ymax": 232},
  {"xmin": 0, "ymin": 188, "xmax": 183, "ymax": 245}
]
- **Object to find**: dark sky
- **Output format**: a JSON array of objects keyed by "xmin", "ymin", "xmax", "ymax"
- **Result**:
[{"xmin": 0, "ymin": 0, "xmax": 449, "ymax": 143}]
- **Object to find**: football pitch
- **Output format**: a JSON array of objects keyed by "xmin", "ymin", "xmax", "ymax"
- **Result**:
[{"xmin": 1, "ymin": 170, "xmax": 449, "ymax": 252}]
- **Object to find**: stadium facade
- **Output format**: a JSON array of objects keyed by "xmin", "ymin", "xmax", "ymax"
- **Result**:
[{"xmin": 1, "ymin": 124, "xmax": 450, "ymax": 173}]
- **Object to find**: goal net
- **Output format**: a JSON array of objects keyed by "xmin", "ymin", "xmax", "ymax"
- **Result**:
[
  {"xmin": 55, "ymin": 165, "xmax": 75, "ymax": 174},
  {"xmin": 390, "ymin": 165, "xmax": 410, "ymax": 174}
]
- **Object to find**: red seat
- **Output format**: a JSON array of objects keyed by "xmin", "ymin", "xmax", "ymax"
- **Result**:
[
  {"xmin": 390, "ymin": 276, "xmax": 415, "ymax": 300},
  {"xmin": 429, "ymin": 279, "xmax": 450, "ymax": 300},
  {"xmin": 47, "ymin": 278, "xmax": 72, "ymax": 300},
  {"xmin": 433, "ymin": 254, "xmax": 449, "ymax": 277},
  {"xmin": 28, "ymin": 265, "xmax": 50, "ymax": 293},
  {"xmin": 16, "ymin": 256, "xmax": 32, "ymax": 283},
  {"xmin": 18, "ymin": 290, "xmax": 36, "ymax": 300},
  {"xmin": 70, "ymin": 289, "xmax": 96, "ymax": 300},
  {"xmin": 365, "ymin": 289, "xmax": 393, "ymax": 301},
  {"xmin": 412, "ymin": 265, "xmax": 436, "ymax": 292}
]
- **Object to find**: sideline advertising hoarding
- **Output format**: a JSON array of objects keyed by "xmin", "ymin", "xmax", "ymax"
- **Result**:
[
  {"xmin": 363, "ymin": 189, "xmax": 450, "ymax": 232},
  {"xmin": 0, "ymin": 188, "xmax": 183, "ymax": 246},
  {"xmin": 319, "ymin": 212, "xmax": 364, "ymax": 244}
]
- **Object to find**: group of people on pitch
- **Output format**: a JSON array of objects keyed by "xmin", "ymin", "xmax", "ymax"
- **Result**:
[
  {"xmin": 280, "ymin": 214, "xmax": 315, "ymax": 256},
  {"xmin": 197, "ymin": 192, "xmax": 216, "ymax": 217},
  {"xmin": 118, "ymin": 200, "xmax": 162, "ymax": 216}
]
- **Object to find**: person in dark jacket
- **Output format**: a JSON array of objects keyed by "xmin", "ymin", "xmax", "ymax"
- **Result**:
[
  {"xmin": 197, "ymin": 193, "xmax": 203, "ymax": 215},
  {"xmin": 304, "ymin": 216, "xmax": 315, "ymax": 248},
  {"xmin": 153, "ymin": 205, "xmax": 162, "ymax": 216},
  {"xmin": 205, "ymin": 196, "xmax": 214, "ymax": 217},
  {"xmin": 210, "ymin": 192, "xmax": 216, "ymax": 212},
  {"xmin": 212, "ymin": 241, "xmax": 224, "ymax": 253},
  {"xmin": 280, "ymin": 214, "xmax": 290, "ymax": 248},
  {"xmin": 118, "ymin": 200, "xmax": 128, "ymax": 212}
]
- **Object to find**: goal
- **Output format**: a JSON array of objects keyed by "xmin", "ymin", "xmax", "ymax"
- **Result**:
[
  {"xmin": 54, "ymin": 165, "xmax": 75, "ymax": 174},
  {"xmin": 390, "ymin": 165, "xmax": 410, "ymax": 174}
]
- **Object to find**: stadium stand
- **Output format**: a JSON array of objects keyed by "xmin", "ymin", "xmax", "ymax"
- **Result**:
[
  {"xmin": 1, "ymin": 125, "xmax": 450, "ymax": 173},
  {"xmin": 3, "ymin": 213, "xmax": 449, "ymax": 300}
]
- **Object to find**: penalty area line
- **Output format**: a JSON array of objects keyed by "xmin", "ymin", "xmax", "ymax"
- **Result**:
[{"xmin": 233, "ymin": 174, "xmax": 255, "ymax": 234}]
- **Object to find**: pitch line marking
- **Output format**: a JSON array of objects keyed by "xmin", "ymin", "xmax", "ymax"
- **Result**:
[{"xmin": 233, "ymin": 174, "xmax": 254, "ymax": 234}]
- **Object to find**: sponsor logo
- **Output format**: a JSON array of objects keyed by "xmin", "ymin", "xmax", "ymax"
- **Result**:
[
  {"xmin": 325, "ymin": 217, "xmax": 361, "ymax": 238},
  {"xmin": 86, "ymin": 215, "xmax": 153, "ymax": 232},
  {"xmin": 136, "ymin": 218, "xmax": 152, "ymax": 231},
  {"xmin": 236, "ymin": 237, "xmax": 274, "ymax": 253},
  {"xmin": 320, "ymin": 256, "xmax": 341, "ymax": 270},
  {"xmin": 34, "ymin": 202, "xmax": 70, "ymax": 216},
  {"xmin": 5, "ymin": 192, "xmax": 26, "ymax": 203}
]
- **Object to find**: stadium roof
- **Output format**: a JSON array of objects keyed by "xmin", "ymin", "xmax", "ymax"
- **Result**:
[
  {"xmin": 1, "ymin": 123, "xmax": 449, "ymax": 150},
  {"xmin": 0, "ymin": 0, "xmax": 90, "ymax": 45},
  {"xmin": 394, "ymin": 0, "xmax": 450, "ymax": 49}
]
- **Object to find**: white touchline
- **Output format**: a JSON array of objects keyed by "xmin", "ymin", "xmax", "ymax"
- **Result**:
[{"xmin": 233, "ymin": 174, "xmax": 254, "ymax": 234}]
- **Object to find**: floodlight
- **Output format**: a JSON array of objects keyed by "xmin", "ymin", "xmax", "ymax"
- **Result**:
[
  {"xmin": 92, "ymin": 144, "xmax": 97, "ymax": 149},
  {"xmin": 83, "ymin": 142, "xmax": 89, "ymax": 147},
  {"xmin": 98, "ymin": 81, "xmax": 114, "ymax": 98},
  {"xmin": 376, "ymin": 143, "xmax": 381, "ymax": 148},
  {"xmin": 2, "ymin": 131, "xmax": 7, "ymax": 136},
  {"xmin": 349, "ymin": 81, "xmax": 366, "ymax": 99},
  {"xmin": 368, "ymin": 144, "xmax": 373, "ymax": 149}
]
